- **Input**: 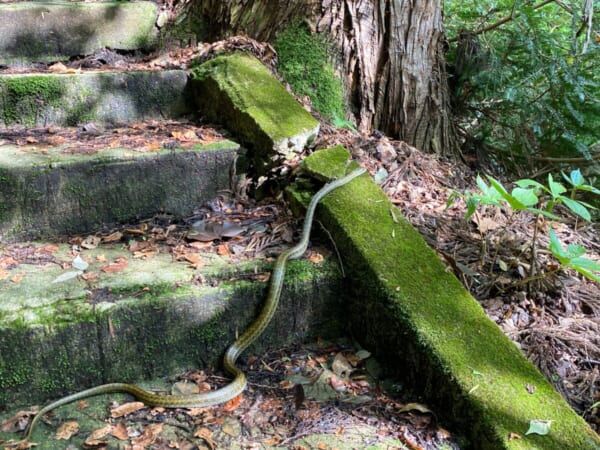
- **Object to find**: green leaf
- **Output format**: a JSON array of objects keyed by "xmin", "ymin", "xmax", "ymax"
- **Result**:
[
  {"xmin": 511, "ymin": 187, "xmax": 539, "ymax": 206},
  {"xmin": 515, "ymin": 179, "xmax": 545, "ymax": 191},
  {"xmin": 571, "ymin": 267, "xmax": 600, "ymax": 283},
  {"xmin": 565, "ymin": 243, "xmax": 586, "ymax": 259},
  {"xmin": 526, "ymin": 419, "xmax": 552, "ymax": 435},
  {"xmin": 487, "ymin": 176, "xmax": 527, "ymax": 210},
  {"xmin": 547, "ymin": 174, "xmax": 566, "ymax": 198},
  {"xmin": 569, "ymin": 257, "xmax": 600, "ymax": 272},
  {"xmin": 548, "ymin": 228, "xmax": 568, "ymax": 262},
  {"xmin": 560, "ymin": 197, "xmax": 591, "ymax": 221},
  {"xmin": 524, "ymin": 207, "xmax": 559, "ymax": 220},
  {"xmin": 562, "ymin": 169, "xmax": 583, "ymax": 187}
]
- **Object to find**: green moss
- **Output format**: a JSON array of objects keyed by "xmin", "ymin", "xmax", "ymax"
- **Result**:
[
  {"xmin": 191, "ymin": 52, "xmax": 318, "ymax": 162},
  {"xmin": 274, "ymin": 22, "xmax": 345, "ymax": 120},
  {"xmin": 0, "ymin": 76, "xmax": 64, "ymax": 126},
  {"xmin": 298, "ymin": 148, "xmax": 600, "ymax": 449}
]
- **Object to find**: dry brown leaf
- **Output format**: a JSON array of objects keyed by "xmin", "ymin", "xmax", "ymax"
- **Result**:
[
  {"xmin": 308, "ymin": 251, "xmax": 324, "ymax": 264},
  {"xmin": 76, "ymin": 400, "xmax": 89, "ymax": 411},
  {"xmin": 85, "ymin": 424, "xmax": 113, "ymax": 441},
  {"xmin": 81, "ymin": 235, "xmax": 101, "ymax": 250},
  {"xmin": 110, "ymin": 421, "xmax": 129, "ymax": 440},
  {"xmin": 80, "ymin": 271, "xmax": 98, "ymax": 282},
  {"xmin": 102, "ymin": 231, "xmax": 123, "ymax": 243},
  {"xmin": 317, "ymin": 443, "xmax": 328, "ymax": 450},
  {"xmin": 0, "ymin": 410, "xmax": 35, "ymax": 433},
  {"xmin": 172, "ymin": 381, "xmax": 200, "ymax": 396},
  {"xmin": 508, "ymin": 432, "xmax": 522, "ymax": 440},
  {"xmin": 217, "ymin": 244, "xmax": 230, "ymax": 256},
  {"xmin": 184, "ymin": 253, "xmax": 203, "ymax": 268},
  {"xmin": 131, "ymin": 423, "xmax": 163, "ymax": 446},
  {"xmin": 48, "ymin": 62, "xmax": 69, "ymax": 73},
  {"xmin": 193, "ymin": 427, "xmax": 216, "ymax": 450},
  {"xmin": 11, "ymin": 273, "xmax": 23, "ymax": 283},
  {"xmin": 110, "ymin": 401, "xmax": 145, "ymax": 418},
  {"xmin": 222, "ymin": 393, "xmax": 243, "ymax": 412},
  {"xmin": 100, "ymin": 256, "xmax": 129, "ymax": 273},
  {"xmin": 56, "ymin": 421, "xmax": 79, "ymax": 440},
  {"xmin": 0, "ymin": 269, "xmax": 10, "ymax": 280}
]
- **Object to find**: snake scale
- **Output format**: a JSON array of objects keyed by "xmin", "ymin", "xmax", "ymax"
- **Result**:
[{"xmin": 22, "ymin": 167, "xmax": 366, "ymax": 443}]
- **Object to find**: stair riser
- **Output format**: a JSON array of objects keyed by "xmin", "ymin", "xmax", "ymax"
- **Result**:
[
  {"xmin": 0, "ymin": 142, "xmax": 240, "ymax": 239},
  {"xmin": 0, "ymin": 1, "xmax": 159, "ymax": 65},
  {"xmin": 0, "ymin": 71, "xmax": 193, "ymax": 128}
]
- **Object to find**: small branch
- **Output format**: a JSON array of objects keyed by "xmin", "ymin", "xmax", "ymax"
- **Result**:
[{"xmin": 448, "ymin": 0, "xmax": 557, "ymax": 43}]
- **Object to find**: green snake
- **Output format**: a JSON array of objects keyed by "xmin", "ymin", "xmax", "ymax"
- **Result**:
[{"xmin": 22, "ymin": 167, "xmax": 365, "ymax": 443}]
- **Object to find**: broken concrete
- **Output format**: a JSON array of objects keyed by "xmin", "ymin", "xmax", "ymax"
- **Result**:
[{"xmin": 191, "ymin": 52, "xmax": 320, "ymax": 174}]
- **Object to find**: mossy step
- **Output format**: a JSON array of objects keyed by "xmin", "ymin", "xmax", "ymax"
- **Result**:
[
  {"xmin": 191, "ymin": 52, "xmax": 320, "ymax": 175},
  {"xmin": 0, "ymin": 139, "xmax": 240, "ymax": 239},
  {"xmin": 292, "ymin": 147, "xmax": 600, "ymax": 450},
  {"xmin": 0, "ymin": 1, "xmax": 159, "ymax": 65},
  {"xmin": 0, "ymin": 70, "xmax": 192, "ymax": 128},
  {"xmin": 0, "ymin": 241, "xmax": 344, "ymax": 409}
]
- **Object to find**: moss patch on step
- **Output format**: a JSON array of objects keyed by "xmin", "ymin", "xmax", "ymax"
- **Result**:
[
  {"xmin": 190, "ymin": 52, "xmax": 320, "ymax": 173},
  {"xmin": 0, "ymin": 71, "xmax": 191, "ymax": 127},
  {"xmin": 0, "ymin": 244, "xmax": 344, "ymax": 408},
  {"xmin": 293, "ymin": 147, "xmax": 600, "ymax": 450}
]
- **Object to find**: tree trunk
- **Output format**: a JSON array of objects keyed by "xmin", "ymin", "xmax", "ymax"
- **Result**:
[{"xmin": 194, "ymin": 0, "xmax": 459, "ymax": 157}]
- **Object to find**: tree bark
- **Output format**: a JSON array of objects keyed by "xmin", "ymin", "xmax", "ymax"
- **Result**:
[{"xmin": 194, "ymin": 0, "xmax": 459, "ymax": 157}]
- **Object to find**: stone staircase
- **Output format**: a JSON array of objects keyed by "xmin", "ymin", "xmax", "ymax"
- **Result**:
[
  {"xmin": 0, "ymin": 0, "xmax": 335, "ymax": 428},
  {"xmin": 2, "ymin": 3, "xmax": 599, "ymax": 449}
]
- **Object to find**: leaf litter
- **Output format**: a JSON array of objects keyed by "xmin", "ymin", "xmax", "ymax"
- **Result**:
[{"xmin": 0, "ymin": 341, "xmax": 461, "ymax": 449}]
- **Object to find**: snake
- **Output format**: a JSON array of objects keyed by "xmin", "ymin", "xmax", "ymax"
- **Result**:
[{"xmin": 21, "ymin": 166, "xmax": 366, "ymax": 443}]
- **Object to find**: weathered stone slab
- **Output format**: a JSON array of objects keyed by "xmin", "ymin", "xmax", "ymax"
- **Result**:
[
  {"xmin": 0, "ymin": 71, "xmax": 192, "ymax": 127},
  {"xmin": 294, "ymin": 146, "xmax": 600, "ymax": 450},
  {"xmin": 0, "ymin": 140, "xmax": 240, "ymax": 238},
  {"xmin": 0, "ymin": 1, "xmax": 159, "ymax": 64},
  {"xmin": 191, "ymin": 52, "xmax": 320, "ymax": 174},
  {"xmin": 0, "ymin": 243, "xmax": 344, "ymax": 408}
]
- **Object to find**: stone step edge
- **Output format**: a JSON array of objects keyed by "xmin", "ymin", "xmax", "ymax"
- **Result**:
[{"xmin": 0, "ymin": 140, "xmax": 241, "ymax": 239}]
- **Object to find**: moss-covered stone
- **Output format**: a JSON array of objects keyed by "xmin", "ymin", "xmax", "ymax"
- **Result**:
[
  {"xmin": 0, "ymin": 240, "xmax": 343, "ymax": 409},
  {"xmin": 190, "ymin": 52, "xmax": 320, "ymax": 175},
  {"xmin": 0, "ymin": 71, "xmax": 192, "ymax": 127},
  {"xmin": 0, "ymin": 1, "xmax": 159, "ymax": 64},
  {"xmin": 0, "ymin": 140, "xmax": 240, "ymax": 239},
  {"xmin": 295, "ymin": 147, "xmax": 600, "ymax": 450}
]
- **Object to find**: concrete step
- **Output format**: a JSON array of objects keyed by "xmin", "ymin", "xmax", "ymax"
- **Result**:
[
  {"xmin": 0, "ymin": 239, "xmax": 344, "ymax": 408},
  {"xmin": 0, "ymin": 70, "xmax": 192, "ymax": 128},
  {"xmin": 0, "ymin": 1, "xmax": 159, "ymax": 65},
  {"xmin": 0, "ymin": 127, "xmax": 240, "ymax": 238}
]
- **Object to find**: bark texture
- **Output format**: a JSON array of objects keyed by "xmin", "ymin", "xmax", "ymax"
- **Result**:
[{"xmin": 194, "ymin": 0, "xmax": 458, "ymax": 156}]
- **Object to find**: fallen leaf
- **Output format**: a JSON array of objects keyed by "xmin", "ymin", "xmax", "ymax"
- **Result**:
[
  {"xmin": 110, "ymin": 421, "xmax": 129, "ymax": 440},
  {"xmin": 100, "ymin": 257, "xmax": 129, "ymax": 273},
  {"xmin": 48, "ymin": 62, "xmax": 69, "ymax": 73},
  {"xmin": 132, "ymin": 423, "xmax": 163, "ymax": 446},
  {"xmin": 184, "ymin": 253, "xmax": 203, "ymax": 268},
  {"xmin": 308, "ymin": 251, "xmax": 324, "ymax": 264},
  {"xmin": 56, "ymin": 421, "xmax": 79, "ymax": 440},
  {"xmin": 194, "ymin": 427, "xmax": 216, "ymax": 450},
  {"xmin": 217, "ymin": 244, "xmax": 230, "ymax": 256},
  {"xmin": 172, "ymin": 381, "xmax": 200, "ymax": 396},
  {"xmin": 332, "ymin": 353, "xmax": 354, "ymax": 378},
  {"xmin": 223, "ymin": 393, "xmax": 243, "ymax": 412},
  {"xmin": 11, "ymin": 273, "xmax": 23, "ymax": 283},
  {"xmin": 0, "ymin": 410, "xmax": 35, "ymax": 433},
  {"xmin": 81, "ymin": 235, "xmax": 101, "ymax": 250},
  {"xmin": 102, "ymin": 231, "xmax": 123, "ymax": 243},
  {"xmin": 526, "ymin": 419, "xmax": 551, "ymax": 435},
  {"xmin": 508, "ymin": 432, "xmax": 522, "ymax": 440},
  {"xmin": 110, "ymin": 401, "xmax": 145, "ymax": 418}
]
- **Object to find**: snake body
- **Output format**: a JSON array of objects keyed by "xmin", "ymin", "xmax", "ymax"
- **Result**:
[{"xmin": 23, "ymin": 167, "xmax": 365, "ymax": 442}]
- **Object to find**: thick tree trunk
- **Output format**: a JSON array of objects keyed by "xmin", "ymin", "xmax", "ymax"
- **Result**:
[{"xmin": 194, "ymin": 0, "xmax": 459, "ymax": 157}]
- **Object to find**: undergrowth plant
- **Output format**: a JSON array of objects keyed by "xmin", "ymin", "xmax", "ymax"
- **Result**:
[{"xmin": 448, "ymin": 169, "xmax": 600, "ymax": 285}]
